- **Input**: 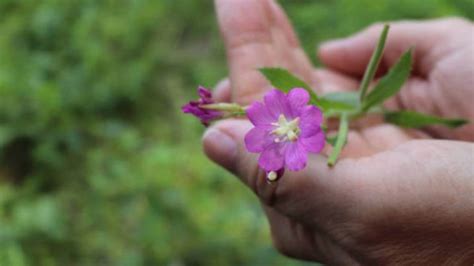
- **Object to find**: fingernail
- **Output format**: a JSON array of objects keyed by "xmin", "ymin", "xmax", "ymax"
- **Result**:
[{"xmin": 202, "ymin": 128, "xmax": 237, "ymax": 171}]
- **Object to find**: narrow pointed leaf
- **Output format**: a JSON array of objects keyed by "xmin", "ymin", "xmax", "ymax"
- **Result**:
[
  {"xmin": 321, "ymin": 91, "xmax": 359, "ymax": 110},
  {"xmin": 361, "ymin": 49, "xmax": 413, "ymax": 112},
  {"xmin": 384, "ymin": 111, "xmax": 468, "ymax": 128},
  {"xmin": 327, "ymin": 113, "xmax": 349, "ymax": 166},
  {"xmin": 359, "ymin": 24, "xmax": 390, "ymax": 101}
]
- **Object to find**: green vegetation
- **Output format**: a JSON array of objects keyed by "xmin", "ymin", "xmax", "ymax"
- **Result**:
[{"xmin": 0, "ymin": 1, "xmax": 471, "ymax": 265}]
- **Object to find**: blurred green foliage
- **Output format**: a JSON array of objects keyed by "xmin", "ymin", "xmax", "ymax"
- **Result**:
[{"xmin": 0, "ymin": 0, "xmax": 471, "ymax": 265}]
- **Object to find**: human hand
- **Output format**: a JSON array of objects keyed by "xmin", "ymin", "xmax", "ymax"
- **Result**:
[
  {"xmin": 319, "ymin": 18, "xmax": 474, "ymax": 141},
  {"xmin": 204, "ymin": 0, "xmax": 474, "ymax": 264},
  {"xmin": 204, "ymin": 119, "xmax": 474, "ymax": 264}
]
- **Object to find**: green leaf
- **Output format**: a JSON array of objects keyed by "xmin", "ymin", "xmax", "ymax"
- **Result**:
[
  {"xmin": 320, "ymin": 91, "xmax": 360, "ymax": 117},
  {"xmin": 384, "ymin": 111, "xmax": 468, "ymax": 128},
  {"xmin": 327, "ymin": 113, "xmax": 349, "ymax": 166},
  {"xmin": 321, "ymin": 91, "xmax": 359, "ymax": 110},
  {"xmin": 359, "ymin": 24, "xmax": 390, "ymax": 101},
  {"xmin": 259, "ymin": 68, "xmax": 357, "ymax": 113},
  {"xmin": 361, "ymin": 48, "xmax": 413, "ymax": 112},
  {"xmin": 259, "ymin": 67, "xmax": 320, "ymax": 102},
  {"xmin": 259, "ymin": 68, "xmax": 312, "ymax": 92}
]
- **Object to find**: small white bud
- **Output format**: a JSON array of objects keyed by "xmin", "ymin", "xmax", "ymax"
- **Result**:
[{"xmin": 267, "ymin": 171, "xmax": 278, "ymax": 181}]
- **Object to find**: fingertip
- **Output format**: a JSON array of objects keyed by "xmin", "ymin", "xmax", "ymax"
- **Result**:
[
  {"xmin": 213, "ymin": 78, "xmax": 232, "ymax": 102},
  {"xmin": 202, "ymin": 126, "xmax": 238, "ymax": 172},
  {"xmin": 318, "ymin": 39, "xmax": 345, "ymax": 55},
  {"xmin": 317, "ymin": 39, "xmax": 346, "ymax": 63},
  {"xmin": 317, "ymin": 34, "xmax": 374, "ymax": 76}
]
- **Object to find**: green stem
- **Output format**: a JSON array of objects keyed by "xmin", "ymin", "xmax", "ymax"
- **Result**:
[
  {"xmin": 327, "ymin": 113, "xmax": 349, "ymax": 166},
  {"xmin": 359, "ymin": 24, "xmax": 389, "ymax": 102},
  {"xmin": 201, "ymin": 103, "xmax": 246, "ymax": 113}
]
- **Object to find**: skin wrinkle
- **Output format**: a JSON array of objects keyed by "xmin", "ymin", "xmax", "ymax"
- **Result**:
[
  {"xmin": 226, "ymin": 31, "xmax": 274, "ymax": 50},
  {"xmin": 265, "ymin": 204, "xmax": 332, "ymax": 262},
  {"xmin": 362, "ymin": 211, "xmax": 474, "ymax": 265},
  {"xmin": 347, "ymin": 143, "xmax": 474, "ymax": 264},
  {"xmin": 453, "ymin": 50, "xmax": 474, "ymax": 117},
  {"xmin": 434, "ymin": 49, "xmax": 473, "ymax": 111},
  {"xmin": 269, "ymin": 210, "xmax": 325, "ymax": 261},
  {"xmin": 326, "ymin": 141, "xmax": 474, "ymax": 264},
  {"xmin": 426, "ymin": 68, "xmax": 460, "ymax": 139},
  {"xmin": 320, "ymin": 227, "xmax": 362, "ymax": 265},
  {"xmin": 267, "ymin": 0, "xmax": 299, "ymax": 48},
  {"xmin": 269, "ymin": 189, "xmax": 360, "ymax": 264},
  {"xmin": 359, "ymin": 129, "xmax": 380, "ymax": 152},
  {"xmin": 217, "ymin": 0, "xmax": 272, "ymax": 48},
  {"xmin": 274, "ymin": 171, "xmax": 351, "ymax": 229},
  {"xmin": 292, "ymin": 220, "xmax": 315, "ymax": 257}
]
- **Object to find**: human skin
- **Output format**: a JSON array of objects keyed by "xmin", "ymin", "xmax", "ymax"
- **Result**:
[{"xmin": 203, "ymin": 0, "xmax": 474, "ymax": 264}]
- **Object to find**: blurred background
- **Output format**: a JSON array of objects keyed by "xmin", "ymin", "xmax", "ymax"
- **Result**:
[{"xmin": 0, "ymin": 0, "xmax": 472, "ymax": 265}]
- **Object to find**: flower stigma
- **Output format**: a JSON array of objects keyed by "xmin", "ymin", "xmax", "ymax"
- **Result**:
[{"xmin": 271, "ymin": 114, "xmax": 300, "ymax": 142}]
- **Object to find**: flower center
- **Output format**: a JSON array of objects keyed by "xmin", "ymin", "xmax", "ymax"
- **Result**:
[{"xmin": 271, "ymin": 114, "xmax": 300, "ymax": 142}]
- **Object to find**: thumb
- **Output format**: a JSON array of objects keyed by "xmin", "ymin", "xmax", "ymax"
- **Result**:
[
  {"xmin": 318, "ymin": 18, "xmax": 463, "ymax": 77},
  {"xmin": 202, "ymin": 119, "xmax": 357, "ymax": 220}
]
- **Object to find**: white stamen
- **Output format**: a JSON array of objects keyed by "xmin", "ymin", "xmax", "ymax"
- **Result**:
[
  {"xmin": 270, "ymin": 114, "xmax": 300, "ymax": 142},
  {"xmin": 287, "ymin": 131, "xmax": 298, "ymax": 141}
]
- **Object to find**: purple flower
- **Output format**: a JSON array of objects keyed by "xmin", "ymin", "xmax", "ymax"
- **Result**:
[
  {"xmin": 244, "ymin": 88, "xmax": 325, "ymax": 172},
  {"xmin": 182, "ymin": 86, "xmax": 222, "ymax": 126}
]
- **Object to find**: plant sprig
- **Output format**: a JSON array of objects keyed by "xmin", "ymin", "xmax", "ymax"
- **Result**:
[{"xmin": 259, "ymin": 24, "xmax": 468, "ymax": 166}]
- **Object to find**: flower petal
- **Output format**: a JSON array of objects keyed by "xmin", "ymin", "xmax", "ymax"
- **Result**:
[
  {"xmin": 300, "ymin": 130, "xmax": 325, "ymax": 153},
  {"xmin": 198, "ymin": 86, "xmax": 212, "ymax": 99},
  {"xmin": 247, "ymin": 101, "xmax": 276, "ymax": 126},
  {"xmin": 287, "ymin": 88, "xmax": 309, "ymax": 116},
  {"xmin": 182, "ymin": 100, "xmax": 221, "ymax": 126},
  {"xmin": 284, "ymin": 142, "xmax": 307, "ymax": 171},
  {"xmin": 299, "ymin": 105, "xmax": 323, "ymax": 137},
  {"xmin": 258, "ymin": 144, "xmax": 285, "ymax": 171},
  {"xmin": 244, "ymin": 126, "xmax": 273, "ymax": 153},
  {"xmin": 264, "ymin": 89, "xmax": 292, "ymax": 118}
]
